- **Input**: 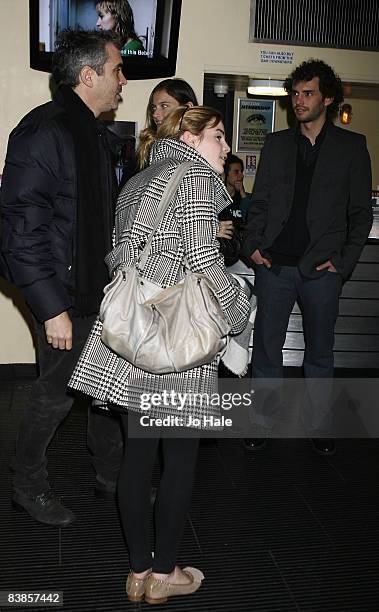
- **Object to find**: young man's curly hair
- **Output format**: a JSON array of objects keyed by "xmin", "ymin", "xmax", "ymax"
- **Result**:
[{"xmin": 284, "ymin": 59, "xmax": 344, "ymax": 118}]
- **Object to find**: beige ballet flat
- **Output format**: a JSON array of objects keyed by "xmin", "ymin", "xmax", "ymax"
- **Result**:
[
  {"xmin": 144, "ymin": 567, "xmax": 204, "ymax": 605},
  {"xmin": 126, "ymin": 571, "xmax": 151, "ymax": 602}
]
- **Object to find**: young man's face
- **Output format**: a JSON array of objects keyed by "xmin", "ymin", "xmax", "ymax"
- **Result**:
[
  {"xmin": 291, "ymin": 76, "xmax": 332, "ymax": 123},
  {"xmin": 93, "ymin": 43, "xmax": 127, "ymax": 114},
  {"xmin": 226, "ymin": 162, "xmax": 244, "ymax": 189}
]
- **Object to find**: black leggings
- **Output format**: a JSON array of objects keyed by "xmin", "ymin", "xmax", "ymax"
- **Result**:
[{"xmin": 118, "ymin": 413, "xmax": 199, "ymax": 573}]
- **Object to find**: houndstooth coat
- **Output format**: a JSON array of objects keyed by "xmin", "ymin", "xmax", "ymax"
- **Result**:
[{"xmin": 69, "ymin": 138, "xmax": 251, "ymax": 427}]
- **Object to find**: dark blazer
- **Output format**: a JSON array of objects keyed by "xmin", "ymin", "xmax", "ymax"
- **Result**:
[{"xmin": 242, "ymin": 123, "xmax": 373, "ymax": 279}]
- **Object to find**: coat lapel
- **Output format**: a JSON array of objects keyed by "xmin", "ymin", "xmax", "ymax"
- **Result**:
[
  {"xmin": 284, "ymin": 129, "xmax": 297, "ymax": 210},
  {"xmin": 307, "ymin": 124, "xmax": 340, "ymax": 216}
]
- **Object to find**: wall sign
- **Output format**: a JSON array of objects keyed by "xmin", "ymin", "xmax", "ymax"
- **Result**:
[
  {"xmin": 260, "ymin": 50, "xmax": 294, "ymax": 64},
  {"xmin": 236, "ymin": 98, "xmax": 275, "ymax": 152},
  {"xmin": 244, "ymin": 155, "xmax": 257, "ymax": 176}
]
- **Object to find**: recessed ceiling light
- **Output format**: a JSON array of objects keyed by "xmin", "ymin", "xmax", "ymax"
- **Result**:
[{"xmin": 248, "ymin": 79, "xmax": 287, "ymax": 96}]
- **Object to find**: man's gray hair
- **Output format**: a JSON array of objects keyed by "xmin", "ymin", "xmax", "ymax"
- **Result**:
[{"xmin": 52, "ymin": 29, "xmax": 122, "ymax": 87}]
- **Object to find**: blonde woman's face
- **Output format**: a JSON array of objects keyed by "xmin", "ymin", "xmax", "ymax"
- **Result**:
[
  {"xmin": 188, "ymin": 121, "xmax": 230, "ymax": 174},
  {"xmin": 96, "ymin": 7, "xmax": 116, "ymax": 31},
  {"xmin": 151, "ymin": 90, "xmax": 181, "ymax": 127}
]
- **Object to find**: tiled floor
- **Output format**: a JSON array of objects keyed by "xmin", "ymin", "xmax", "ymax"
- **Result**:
[{"xmin": 1, "ymin": 377, "xmax": 378, "ymax": 611}]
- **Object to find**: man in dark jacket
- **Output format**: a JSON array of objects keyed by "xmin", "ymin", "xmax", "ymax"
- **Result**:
[
  {"xmin": 243, "ymin": 60, "xmax": 372, "ymax": 454},
  {"xmin": 0, "ymin": 29, "xmax": 127, "ymax": 526}
]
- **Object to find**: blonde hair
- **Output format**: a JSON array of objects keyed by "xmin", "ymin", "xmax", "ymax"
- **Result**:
[
  {"xmin": 157, "ymin": 106, "xmax": 222, "ymax": 140},
  {"xmin": 137, "ymin": 129, "xmax": 157, "ymax": 170}
]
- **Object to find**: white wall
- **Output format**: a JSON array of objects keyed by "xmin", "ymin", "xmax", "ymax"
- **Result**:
[{"xmin": 1, "ymin": 0, "xmax": 379, "ymax": 363}]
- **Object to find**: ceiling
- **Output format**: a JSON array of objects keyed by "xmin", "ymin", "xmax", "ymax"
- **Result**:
[{"xmin": 203, "ymin": 73, "xmax": 379, "ymax": 100}]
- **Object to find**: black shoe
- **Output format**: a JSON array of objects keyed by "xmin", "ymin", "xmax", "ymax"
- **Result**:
[
  {"xmin": 12, "ymin": 490, "xmax": 75, "ymax": 527},
  {"xmin": 244, "ymin": 438, "xmax": 267, "ymax": 451},
  {"xmin": 310, "ymin": 438, "xmax": 336, "ymax": 456},
  {"xmin": 94, "ymin": 480, "xmax": 117, "ymax": 500}
]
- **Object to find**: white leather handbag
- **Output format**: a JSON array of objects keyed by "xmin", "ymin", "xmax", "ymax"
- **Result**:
[{"xmin": 99, "ymin": 162, "xmax": 231, "ymax": 374}]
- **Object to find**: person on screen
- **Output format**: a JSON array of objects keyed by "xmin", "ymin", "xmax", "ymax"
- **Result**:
[{"xmin": 96, "ymin": 0, "xmax": 144, "ymax": 55}]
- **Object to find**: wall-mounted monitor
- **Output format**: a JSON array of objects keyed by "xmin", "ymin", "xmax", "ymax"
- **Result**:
[{"xmin": 29, "ymin": 0, "xmax": 182, "ymax": 80}]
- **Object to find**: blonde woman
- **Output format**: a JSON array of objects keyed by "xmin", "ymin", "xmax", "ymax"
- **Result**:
[{"xmin": 70, "ymin": 106, "xmax": 250, "ymax": 604}]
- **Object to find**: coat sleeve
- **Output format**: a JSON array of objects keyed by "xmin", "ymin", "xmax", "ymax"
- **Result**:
[
  {"xmin": 331, "ymin": 135, "xmax": 373, "ymax": 279},
  {"xmin": 241, "ymin": 134, "xmax": 273, "ymax": 260},
  {"xmin": 178, "ymin": 168, "xmax": 251, "ymax": 334},
  {"xmin": 0, "ymin": 123, "xmax": 72, "ymax": 321},
  {"xmin": 104, "ymin": 188, "xmax": 142, "ymax": 275}
]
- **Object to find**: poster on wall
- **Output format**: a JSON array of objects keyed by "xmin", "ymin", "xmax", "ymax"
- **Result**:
[
  {"xmin": 236, "ymin": 98, "xmax": 275, "ymax": 152},
  {"xmin": 244, "ymin": 154, "xmax": 257, "ymax": 176}
]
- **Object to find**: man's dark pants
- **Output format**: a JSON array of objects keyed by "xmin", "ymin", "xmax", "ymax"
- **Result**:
[
  {"xmin": 251, "ymin": 264, "xmax": 342, "ymax": 434},
  {"xmin": 12, "ymin": 314, "xmax": 123, "ymax": 496}
]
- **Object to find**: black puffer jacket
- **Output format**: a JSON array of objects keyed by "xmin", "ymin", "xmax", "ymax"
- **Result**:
[{"xmin": 0, "ymin": 96, "xmax": 116, "ymax": 322}]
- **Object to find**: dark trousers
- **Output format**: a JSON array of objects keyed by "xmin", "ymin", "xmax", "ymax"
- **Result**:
[
  {"xmin": 12, "ymin": 315, "xmax": 123, "ymax": 496},
  {"xmin": 252, "ymin": 265, "xmax": 342, "ymax": 433},
  {"xmin": 118, "ymin": 413, "xmax": 199, "ymax": 574}
]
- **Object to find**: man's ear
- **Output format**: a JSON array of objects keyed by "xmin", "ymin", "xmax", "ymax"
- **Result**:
[
  {"xmin": 78, "ymin": 65, "xmax": 96, "ymax": 88},
  {"xmin": 323, "ymin": 96, "xmax": 334, "ymax": 108},
  {"xmin": 180, "ymin": 130, "xmax": 199, "ymax": 149}
]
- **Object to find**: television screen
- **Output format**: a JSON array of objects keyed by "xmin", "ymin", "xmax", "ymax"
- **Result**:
[{"xmin": 30, "ymin": 0, "xmax": 182, "ymax": 79}]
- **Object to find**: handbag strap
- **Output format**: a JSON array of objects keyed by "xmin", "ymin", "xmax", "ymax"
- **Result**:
[{"xmin": 138, "ymin": 161, "xmax": 194, "ymax": 270}]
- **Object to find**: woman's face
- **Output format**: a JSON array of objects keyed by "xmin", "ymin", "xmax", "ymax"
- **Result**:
[
  {"xmin": 96, "ymin": 6, "xmax": 116, "ymax": 31},
  {"xmin": 151, "ymin": 89, "xmax": 182, "ymax": 127},
  {"xmin": 184, "ymin": 121, "xmax": 230, "ymax": 174}
]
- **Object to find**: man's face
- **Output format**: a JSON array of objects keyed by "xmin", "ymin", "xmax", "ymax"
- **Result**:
[
  {"xmin": 291, "ymin": 77, "xmax": 332, "ymax": 123},
  {"xmin": 93, "ymin": 43, "xmax": 127, "ymax": 114},
  {"xmin": 226, "ymin": 162, "xmax": 244, "ymax": 189}
]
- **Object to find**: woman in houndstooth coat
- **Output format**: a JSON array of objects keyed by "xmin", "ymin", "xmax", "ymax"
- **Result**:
[{"xmin": 69, "ymin": 106, "xmax": 250, "ymax": 602}]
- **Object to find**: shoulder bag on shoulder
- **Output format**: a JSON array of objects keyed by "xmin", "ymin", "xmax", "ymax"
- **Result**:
[{"xmin": 99, "ymin": 161, "xmax": 231, "ymax": 374}]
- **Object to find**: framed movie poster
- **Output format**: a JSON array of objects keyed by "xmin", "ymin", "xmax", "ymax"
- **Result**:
[{"xmin": 236, "ymin": 98, "xmax": 275, "ymax": 152}]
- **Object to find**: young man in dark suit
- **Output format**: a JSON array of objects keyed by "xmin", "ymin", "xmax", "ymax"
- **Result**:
[{"xmin": 242, "ymin": 59, "xmax": 372, "ymax": 454}]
